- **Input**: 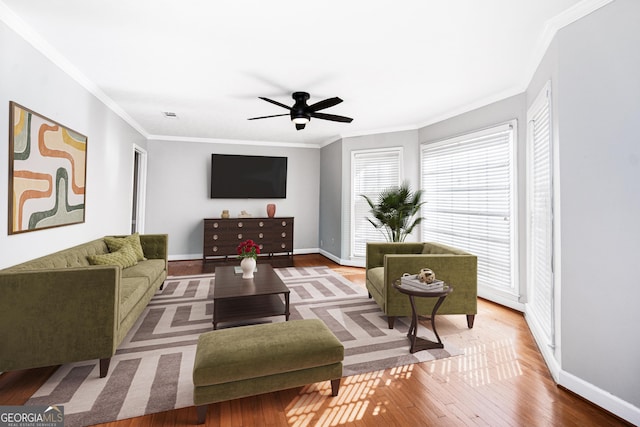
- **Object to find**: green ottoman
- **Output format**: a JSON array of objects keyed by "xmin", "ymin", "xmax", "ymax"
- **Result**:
[{"xmin": 193, "ymin": 319, "xmax": 344, "ymax": 424}]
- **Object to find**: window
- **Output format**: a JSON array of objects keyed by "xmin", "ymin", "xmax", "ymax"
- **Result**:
[
  {"xmin": 421, "ymin": 122, "xmax": 518, "ymax": 301},
  {"xmin": 526, "ymin": 82, "xmax": 555, "ymax": 345},
  {"xmin": 350, "ymin": 148, "xmax": 403, "ymax": 258}
]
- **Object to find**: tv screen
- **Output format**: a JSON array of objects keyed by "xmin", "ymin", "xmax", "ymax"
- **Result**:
[{"xmin": 210, "ymin": 154, "xmax": 288, "ymax": 199}]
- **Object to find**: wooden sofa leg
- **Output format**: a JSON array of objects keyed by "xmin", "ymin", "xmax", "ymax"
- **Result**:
[
  {"xmin": 467, "ymin": 314, "xmax": 475, "ymax": 329},
  {"xmin": 331, "ymin": 378, "xmax": 341, "ymax": 396},
  {"xmin": 99, "ymin": 357, "xmax": 111, "ymax": 378},
  {"xmin": 387, "ymin": 316, "xmax": 396, "ymax": 329},
  {"xmin": 196, "ymin": 405, "xmax": 208, "ymax": 424}
]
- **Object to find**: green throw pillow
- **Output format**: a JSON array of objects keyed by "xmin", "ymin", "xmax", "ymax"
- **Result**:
[
  {"xmin": 88, "ymin": 243, "xmax": 139, "ymax": 268},
  {"xmin": 104, "ymin": 233, "xmax": 146, "ymax": 261}
]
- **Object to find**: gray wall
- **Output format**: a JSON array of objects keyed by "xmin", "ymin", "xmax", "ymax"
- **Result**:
[
  {"xmin": 0, "ymin": 20, "xmax": 146, "ymax": 268},
  {"xmin": 551, "ymin": 0, "xmax": 639, "ymax": 409},
  {"xmin": 144, "ymin": 139, "xmax": 320, "ymax": 258},
  {"xmin": 319, "ymin": 130, "xmax": 420, "ymax": 265},
  {"xmin": 319, "ymin": 139, "xmax": 343, "ymax": 259}
]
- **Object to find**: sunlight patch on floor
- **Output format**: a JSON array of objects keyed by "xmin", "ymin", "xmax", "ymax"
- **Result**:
[
  {"xmin": 457, "ymin": 339, "xmax": 523, "ymax": 386},
  {"xmin": 286, "ymin": 371, "xmax": 385, "ymax": 426}
]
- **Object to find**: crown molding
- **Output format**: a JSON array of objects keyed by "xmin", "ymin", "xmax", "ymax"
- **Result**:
[
  {"xmin": 0, "ymin": 1, "xmax": 149, "ymax": 138},
  {"xmin": 147, "ymin": 134, "xmax": 320, "ymax": 149},
  {"xmin": 339, "ymin": 124, "xmax": 419, "ymax": 140},
  {"xmin": 415, "ymin": 0, "xmax": 614, "ymax": 131},
  {"xmin": 521, "ymin": 0, "xmax": 614, "ymax": 90}
]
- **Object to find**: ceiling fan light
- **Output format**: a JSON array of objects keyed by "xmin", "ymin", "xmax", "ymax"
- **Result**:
[{"xmin": 292, "ymin": 116, "xmax": 309, "ymax": 124}]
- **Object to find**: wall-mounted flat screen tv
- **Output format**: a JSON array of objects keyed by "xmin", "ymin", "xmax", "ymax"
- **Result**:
[{"xmin": 210, "ymin": 154, "xmax": 287, "ymax": 199}]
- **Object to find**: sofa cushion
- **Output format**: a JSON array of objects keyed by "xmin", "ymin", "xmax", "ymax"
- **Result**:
[
  {"xmin": 105, "ymin": 233, "xmax": 146, "ymax": 261},
  {"xmin": 87, "ymin": 244, "xmax": 138, "ymax": 268},
  {"xmin": 120, "ymin": 277, "xmax": 150, "ymax": 322},
  {"xmin": 122, "ymin": 259, "xmax": 166, "ymax": 284}
]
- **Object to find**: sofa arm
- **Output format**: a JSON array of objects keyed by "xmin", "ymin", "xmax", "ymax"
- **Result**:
[
  {"xmin": 140, "ymin": 234, "xmax": 169, "ymax": 270},
  {"xmin": 366, "ymin": 242, "xmax": 425, "ymax": 270},
  {"xmin": 383, "ymin": 253, "xmax": 478, "ymax": 314},
  {"xmin": 0, "ymin": 266, "xmax": 120, "ymax": 372},
  {"xmin": 384, "ymin": 254, "xmax": 477, "ymax": 290}
]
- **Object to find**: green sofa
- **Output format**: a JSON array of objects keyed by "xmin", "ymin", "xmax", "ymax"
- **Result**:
[
  {"xmin": 0, "ymin": 234, "xmax": 168, "ymax": 378},
  {"xmin": 366, "ymin": 242, "xmax": 477, "ymax": 329}
]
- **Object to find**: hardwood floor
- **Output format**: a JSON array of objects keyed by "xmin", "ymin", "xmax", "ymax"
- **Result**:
[{"xmin": 0, "ymin": 254, "xmax": 631, "ymax": 426}]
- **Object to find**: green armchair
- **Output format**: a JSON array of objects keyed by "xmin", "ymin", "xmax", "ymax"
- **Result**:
[{"xmin": 366, "ymin": 242, "xmax": 477, "ymax": 329}]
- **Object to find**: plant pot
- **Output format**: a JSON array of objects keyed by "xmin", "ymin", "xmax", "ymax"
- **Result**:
[
  {"xmin": 240, "ymin": 257, "xmax": 256, "ymax": 279},
  {"xmin": 266, "ymin": 203, "xmax": 276, "ymax": 218}
]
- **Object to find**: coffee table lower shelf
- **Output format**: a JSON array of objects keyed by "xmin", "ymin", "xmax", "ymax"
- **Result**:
[{"xmin": 213, "ymin": 295, "xmax": 289, "ymax": 329}]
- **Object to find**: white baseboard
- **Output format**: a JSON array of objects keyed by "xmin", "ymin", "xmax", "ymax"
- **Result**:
[
  {"xmin": 293, "ymin": 247, "xmax": 319, "ymax": 255},
  {"xmin": 525, "ymin": 313, "xmax": 561, "ymax": 382},
  {"xmin": 318, "ymin": 249, "xmax": 365, "ymax": 268},
  {"xmin": 318, "ymin": 249, "xmax": 341, "ymax": 264},
  {"xmin": 168, "ymin": 253, "xmax": 202, "ymax": 261},
  {"xmin": 559, "ymin": 370, "xmax": 640, "ymax": 425}
]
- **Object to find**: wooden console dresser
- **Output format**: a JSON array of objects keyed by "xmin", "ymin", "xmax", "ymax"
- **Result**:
[{"xmin": 203, "ymin": 217, "xmax": 294, "ymax": 261}]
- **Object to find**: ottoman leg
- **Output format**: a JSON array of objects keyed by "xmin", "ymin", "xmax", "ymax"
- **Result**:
[
  {"xmin": 196, "ymin": 405, "xmax": 208, "ymax": 424},
  {"xmin": 331, "ymin": 378, "xmax": 341, "ymax": 396}
]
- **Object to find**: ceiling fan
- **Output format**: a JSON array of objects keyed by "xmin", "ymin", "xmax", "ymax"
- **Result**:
[{"xmin": 248, "ymin": 92, "xmax": 353, "ymax": 130}]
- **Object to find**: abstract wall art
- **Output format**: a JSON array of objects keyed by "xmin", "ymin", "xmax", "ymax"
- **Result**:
[{"xmin": 8, "ymin": 102, "xmax": 87, "ymax": 234}]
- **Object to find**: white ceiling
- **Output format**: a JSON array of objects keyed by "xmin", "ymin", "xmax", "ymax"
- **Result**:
[{"xmin": 2, "ymin": 0, "xmax": 598, "ymax": 146}]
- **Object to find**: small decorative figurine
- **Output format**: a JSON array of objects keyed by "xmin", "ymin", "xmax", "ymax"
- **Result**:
[{"xmin": 418, "ymin": 268, "xmax": 436, "ymax": 284}]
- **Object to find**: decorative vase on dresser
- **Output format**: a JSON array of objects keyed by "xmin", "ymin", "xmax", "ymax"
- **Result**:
[{"xmin": 266, "ymin": 203, "xmax": 276, "ymax": 218}]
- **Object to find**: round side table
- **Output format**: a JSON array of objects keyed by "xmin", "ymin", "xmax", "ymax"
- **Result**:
[{"xmin": 393, "ymin": 280, "xmax": 453, "ymax": 353}]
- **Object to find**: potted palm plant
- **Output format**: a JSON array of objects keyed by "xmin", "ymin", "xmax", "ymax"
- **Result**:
[{"xmin": 361, "ymin": 182, "xmax": 425, "ymax": 242}]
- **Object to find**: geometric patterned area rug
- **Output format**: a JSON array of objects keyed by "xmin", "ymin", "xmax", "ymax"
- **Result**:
[{"xmin": 26, "ymin": 266, "xmax": 462, "ymax": 427}]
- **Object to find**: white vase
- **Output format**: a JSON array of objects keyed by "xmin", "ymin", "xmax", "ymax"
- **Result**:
[{"xmin": 240, "ymin": 257, "xmax": 256, "ymax": 279}]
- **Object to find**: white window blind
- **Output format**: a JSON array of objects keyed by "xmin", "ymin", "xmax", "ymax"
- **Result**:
[
  {"xmin": 526, "ymin": 84, "xmax": 554, "ymax": 343},
  {"xmin": 351, "ymin": 148, "xmax": 402, "ymax": 258},
  {"xmin": 421, "ymin": 123, "xmax": 517, "ymax": 296}
]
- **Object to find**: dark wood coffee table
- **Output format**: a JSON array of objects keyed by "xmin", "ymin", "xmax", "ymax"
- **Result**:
[{"xmin": 212, "ymin": 264, "xmax": 290, "ymax": 329}]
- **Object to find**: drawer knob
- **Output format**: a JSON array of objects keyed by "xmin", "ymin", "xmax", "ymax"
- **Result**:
[
  {"xmin": 259, "ymin": 233, "xmax": 264, "ymax": 238},
  {"xmin": 213, "ymin": 246, "xmax": 218, "ymax": 252},
  {"xmin": 259, "ymin": 221, "xmax": 264, "ymax": 227},
  {"xmin": 281, "ymin": 243, "xmax": 286, "ymax": 248},
  {"xmin": 238, "ymin": 222, "xmax": 243, "ymax": 228},
  {"xmin": 213, "ymin": 223, "xmax": 219, "ymax": 228},
  {"xmin": 238, "ymin": 234, "xmax": 242, "ymax": 239},
  {"xmin": 213, "ymin": 235, "xmax": 218, "ymax": 240},
  {"xmin": 281, "ymin": 232, "xmax": 286, "ymax": 238},
  {"xmin": 281, "ymin": 221, "xmax": 287, "ymax": 226}
]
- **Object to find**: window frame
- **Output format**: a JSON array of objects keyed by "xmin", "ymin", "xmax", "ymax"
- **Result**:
[
  {"xmin": 349, "ymin": 147, "xmax": 404, "ymax": 260},
  {"xmin": 420, "ymin": 120, "xmax": 520, "ymax": 305}
]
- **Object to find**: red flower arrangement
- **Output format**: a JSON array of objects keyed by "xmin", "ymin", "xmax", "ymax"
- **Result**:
[{"xmin": 237, "ymin": 239, "xmax": 261, "ymax": 259}]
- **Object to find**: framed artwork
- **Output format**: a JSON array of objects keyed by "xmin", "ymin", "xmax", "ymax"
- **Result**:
[{"xmin": 8, "ymin": 102, "xmax": 88, "ymax": 234}]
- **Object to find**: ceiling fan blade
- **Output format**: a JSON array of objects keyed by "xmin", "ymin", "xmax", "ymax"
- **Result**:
[
  {"xmin": 259, "ymin": 97, "xmax": 291, "ymax": 110},
  {"xmin": 247, "ymin": 113, "xmax": 290, "ymax": 120},
  {"xmin": 308, "ymin": 97, "xmax": 343, "ymax": 112},
  {"xmin": 295, "ymin": 123, "xmax": 306, "ymax": 131},
  {"xmin": 309, "ymin": 112, "xmax": 353, "ymax": 123}
]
